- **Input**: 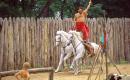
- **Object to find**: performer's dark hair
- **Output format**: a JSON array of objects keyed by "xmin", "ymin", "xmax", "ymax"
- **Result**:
[{"xmin": 78, "ymin": 6, "xmax": 83, "ymax": 9}]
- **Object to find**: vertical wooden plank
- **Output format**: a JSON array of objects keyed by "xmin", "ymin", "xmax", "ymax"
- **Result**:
[
  {"xmin": 117, "ymin": 18, "xmax": 120, "ymax": 63},
  {"xmin": 33, "ymin": 18, "xmax": 37, "ymax": 67},
  {"xmin": 13, "ymin": 18, "xmax": 17, "ymax": 69},
  {"xmin": 51, "ymin": 18, "xmax": 55, "ymax": 67},
  {"xmin": 42, "ymin": 18, "xmax": 45, "ymax": 67},
  {"xmin": 115, "ymin": 18, "xmax": 118, "ymax": 63},
  {"xmin": 118, "ymin": 19, "xmax": 122, "ymax": 61},
  {"xmin": 109, "ymin": 19, "xmax": 114, "ymax": 60},
  {"xmin": 13, "ymin": 18, "xmax": 20, "ymax": 69},
  {"xmin": 41, "ymin": 19, "xmax": 45, "ymax": 67},
  {"xmin": 39, "ymin": 18, "xmax": 42, "ymax": 67},
  {"xmin": 114, "ymin": 18, "xmax": 119, "ymax": 63},
  {"xmin": 28, "ymin": 18, "xmax": 32, "ymax": 67},
  {"xmin": 0, "ymin": 19, "xmax": 4, "ymax": 71},
  {"xmin": 28, "ymin": 18, "xmax": 32, "ymax": 65},
  {"xmin": 25, "ymin": 18, "xmax": 30, "ymax": 62},
  {"xmin": 120, "ymin": 18, "xmax": 125, "ymax": 59},
  {"xmin": 112, "ymin": 18, "xmax": 116, "ymax": 63},
  {"xmin": 49, "ymin": 18, "xmax": 53, "ymax": 67},
  {"xmin": 3, "ymin": 18, "xmax": 8, "ymax": 71},
  {"xmin": 35, "ymin": 18, "xmax": 38, "ymax": 67},
  {"xmin": 13, "ymin": 18, "xmax": 18, "ymax": 69},
  {"xmin": 30, "ymin": 18, "xmax": 35, "ymax": 68},
  {"xmin": 20, "ymin": 17, "xmax": 26, "ymax": 68},
  {"xmin": 54, "ymin": 19, "xmax": 57, "ymax": 68},
  {"xmin": 37, "ymin": 18, "xmax": 41, "ymax": 67},
  {"xmin": 124, "ymin": 18, "xmax": 130, "ymax": 62},
  {"xmin": 53, "ymin": 19, "xmax": 57, "ymax": 68},
  {"xmin": 38, "ymin": 18, "xmax": 41, "ymax": 67},
  {"xmin": 7, "ymin": 17, "xmax": 14, "ymax": 70},
  {"xmin": 45, "ymin": 18, "xmax": 48, "ymax": 67},
  {"xmin": 49, "ymin": 18, "xmax": 52, "ymax": 67},
  {"xmin": 47, "ymin": 19, "xmax": 51, "ymax": 67}
]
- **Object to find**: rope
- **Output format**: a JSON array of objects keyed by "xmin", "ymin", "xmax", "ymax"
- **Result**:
[{"xmin": 87, "ymin": 46, "xmax": 102, "ymax": 80}]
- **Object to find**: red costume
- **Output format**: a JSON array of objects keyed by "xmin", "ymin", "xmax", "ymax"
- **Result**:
[{"xmin": 75, "ymin": 22, "xmax": 90, "ymax": 41}]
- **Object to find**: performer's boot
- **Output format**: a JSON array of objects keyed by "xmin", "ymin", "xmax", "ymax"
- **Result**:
[
  {"xmin": 83, "ymin": 41, "xmax": 94, "ymax": 57},
  {"xmin": 88, "ymin": 46, "xmax": 94, "ymax": 57}
]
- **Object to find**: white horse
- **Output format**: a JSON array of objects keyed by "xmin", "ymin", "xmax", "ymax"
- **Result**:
[
  {"xmin": 68, "ymin": 30, "xmax": 103, "ymax": 75},
  {"xmin": 55, "ymin": 30, "xmax": 75, "ymax": 72}
]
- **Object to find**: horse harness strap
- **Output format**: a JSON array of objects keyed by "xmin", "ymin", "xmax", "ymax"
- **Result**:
[
  {"xmin": 83, "ymin": 42, "xmax": 94, "ymax": 56},
  {"xmin": 72, "ymin": 42, "xmax": 82, "ymax": 53},
  {"xmin": 62, "ymin": 41, "xmax": 72, "ymax": 54}
]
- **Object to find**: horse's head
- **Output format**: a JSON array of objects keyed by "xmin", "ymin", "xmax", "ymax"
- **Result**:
[
  {"xmin": 55, "ymin": 31, "xmax": 62, "ymax": 46},
  {"xmin": 55, "ymin": 30, "xmax": 71, "ymax": 46}
]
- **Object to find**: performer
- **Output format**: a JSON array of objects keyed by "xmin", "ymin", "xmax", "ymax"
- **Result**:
[{"xmin": 73, "ymin": 0, "xmax": 94, "ymax": 56}]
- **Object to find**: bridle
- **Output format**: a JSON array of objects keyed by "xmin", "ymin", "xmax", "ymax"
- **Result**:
[
  {"xmin": 69, "ymin": 33, "xmax": 82, "ymax": 52},
  {"xmin": 56, "ymin": 34, "xmax": 62, "ymax": 43},
  {"xmin": 56, "ymin": 33, "xmax": 72, "ymax": 50}
]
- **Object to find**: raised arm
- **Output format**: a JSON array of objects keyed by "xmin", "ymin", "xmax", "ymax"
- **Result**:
[{"xmin": 84, "ymin": 0, "xmax": 92, "ymax": 13}]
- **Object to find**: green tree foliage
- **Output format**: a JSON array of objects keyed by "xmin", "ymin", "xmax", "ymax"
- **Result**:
[
  {"xmin": 50, "ymin": 0, "xmax": 105, "ymax": 18},
  {"xmin": 0, "ymin": 0, "xmax": 36, "ymax": 17},
  {"xmin": 88, "ymin": 4, "xmax": 105, "ymax": 17},
  {"xmin": 0, "ymin": 0, "xmax": 105, "ymax": 18},
  {"xmin": 95, "ymin": 0, "xmax": 130, "ymax": 17}
]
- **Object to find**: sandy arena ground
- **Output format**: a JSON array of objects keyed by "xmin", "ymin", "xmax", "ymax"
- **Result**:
[{"xmin": 1, "ymin": 64, "xmax": 130, "ymax": 80}]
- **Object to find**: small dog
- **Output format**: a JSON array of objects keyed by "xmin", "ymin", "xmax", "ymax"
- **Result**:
[
  {"xmin": 107, "ymin": 73, "xmax": 130, "ymax": 80},
  {"xmin": 15, "ymin": 62, "xmax": 30, "ymax": 80}
]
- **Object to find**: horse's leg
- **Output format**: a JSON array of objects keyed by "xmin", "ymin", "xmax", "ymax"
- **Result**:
[
  {"xmin": 70, "ymin": 49, "xmax": 83, "ymax": 68},
  {"xmin": 74, "ymin": 58, "xmax": 81, "ymax": 75},
  {"xmin": 55, "ymin": 53, "xmax": 65, "ymax": 72},
  {"xmin": 64, "ymin": 51, "xmax": 72, "ymax": 62},
  {"xmin": 63, "ymin": 51, "xmax": 72, "ymax": 70},
  {"xmin": 74, "ymin": 55, "xmax": 83, "ymax": 75},
  {"xmin": 71, "ymin": 50, "xmax": 84, "ymax": 75}
]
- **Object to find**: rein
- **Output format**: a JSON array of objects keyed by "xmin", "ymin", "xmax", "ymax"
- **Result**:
[
  {"xmin": 56, "ymin": 33, "xmax": 72, "ymax": 53},
  {"xmin": 70, "ymin": 33, "xmax": 82, "ymax": 52}
]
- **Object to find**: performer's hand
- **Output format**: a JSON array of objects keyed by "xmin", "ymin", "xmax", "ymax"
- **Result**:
[{"xmin": 89, "ymin": 0, "xmax": 92, "ymax": 4}]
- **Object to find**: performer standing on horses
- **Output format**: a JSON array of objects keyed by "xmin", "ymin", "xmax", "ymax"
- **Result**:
[{"xmin": 73, "ymin": 0, "xmax": 94, "ymax": 56}]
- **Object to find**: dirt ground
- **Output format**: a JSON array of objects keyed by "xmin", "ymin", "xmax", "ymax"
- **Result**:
[{"xmin": 1, "ymin": 64, "xmax": 130, "ymax": 80}]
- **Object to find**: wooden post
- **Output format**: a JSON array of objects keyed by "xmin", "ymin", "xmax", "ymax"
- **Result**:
[
  {"xmin": 103, "ymin": 21, "xmax": 108, "ymax": 79},
  {"xmin": 49, "ymin": 70, "xmax": 54, "ymax": 80},
  {"xmin": 0, "ymin": 75, "xmax": 1, "ymax": 80},
  {"xmin": 105, "ymin": 49, "xmax": 108, "ymax": 80}
]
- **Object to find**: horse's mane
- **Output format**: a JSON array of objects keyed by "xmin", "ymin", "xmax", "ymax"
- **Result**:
[
  {"xmin": 56, "ymin": 30, "xmax": 70, "ymax": 39},
  {"xmin": 69, "ymin": 30, "xmax": 83, "ymax": 41}
]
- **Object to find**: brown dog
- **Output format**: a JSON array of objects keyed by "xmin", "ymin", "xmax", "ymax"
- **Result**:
[{"xmin": 15, "ymin": 62, "xmax": 30, "ymax": 80}]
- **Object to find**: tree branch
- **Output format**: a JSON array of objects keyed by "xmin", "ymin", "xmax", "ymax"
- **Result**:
[{"xmin": 38, "ymin": 0, "xmax": 53, "ymax": 17}]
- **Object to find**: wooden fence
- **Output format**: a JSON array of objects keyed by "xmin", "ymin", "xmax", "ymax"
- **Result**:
[{"xmin": 0, "ymin": 17, "xmax": 130, "ymax": 72}]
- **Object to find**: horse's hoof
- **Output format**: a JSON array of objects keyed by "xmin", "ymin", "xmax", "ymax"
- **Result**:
[
  {"xmin": 74, "ymin": 72, "xmax": 78, "ymax": 76},
  {"xmin": 74, "ymin": 71, "xmax": 80, "ymax": 75},
  {"xmin": 70, "ymin": 66, "xmax": 73, "ymax": 69},
  {"xmin": 55, "ymin": 70, "xmax": 59, "ymax": 73}
]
